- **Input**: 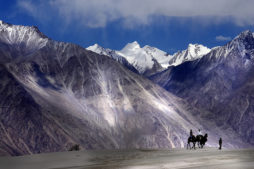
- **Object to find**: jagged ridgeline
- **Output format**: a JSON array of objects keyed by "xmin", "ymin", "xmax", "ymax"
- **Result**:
[
  {"xmin": 87, "ymin": 42, "xmax": 211, "ymax": 77},
  {"xmin": 0, "ymin": 21, "xmax": 252, "ymax": 156}
]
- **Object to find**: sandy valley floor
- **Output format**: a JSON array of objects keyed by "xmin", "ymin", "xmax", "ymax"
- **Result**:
[{"xmin": 0, "ymin": 148, "xmax": 254, "ymax": 169}]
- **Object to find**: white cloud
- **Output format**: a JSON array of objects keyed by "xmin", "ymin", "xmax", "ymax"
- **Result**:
[
  {"xmin": 17, "ymin": 0, "xmax": 254, "ymax": 28},
  {"xmin": 215, "ymin": 35, "xmax": 232, "ymax": 41},
  {"xmin": 18, "ymin": 1, "xmax": 36, "ymax": 15},
  {"xmin": 17, "ymin": 0, "xmax": 52, "ymax": 22}
]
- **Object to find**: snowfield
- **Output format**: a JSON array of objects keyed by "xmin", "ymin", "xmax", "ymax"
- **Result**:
[
  {"xmin": 1, "ymin": 148, "xmax": 254, "ymax": 169},
  {"xmin": 87, "ymin": 42, "xmax": 211, "ymax": 76}
]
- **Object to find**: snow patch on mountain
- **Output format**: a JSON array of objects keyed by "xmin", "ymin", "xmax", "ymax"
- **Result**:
[
  {"xmin": 87, "ymin": 42, "xmax": 211, "ymax": 74},
  {"xmin": 87, "ymin": 44, "xmax": 104, "ymax": 54},
  {"xmin": 87, "ymin": 43, "xmax": 127, "ymax": 62},
  {"xmin": 87, "ymin": 43, "xmax": 139, "ymax": 73},
  {"xmin": 117, "ymin": 41, "xmax": 170, "ymax": 73},
  {"xmin": 87, "ymin": 43, "xmax": 124, "ymax": 61},
  {"xmin": 87, "ymin": 43, "xmax": 120, "ymax": 60},
  {"xmin": 143, "ymin": 45, "xmax": 171, "ymax": 68},
  {"xmin": 88, "ymin": 41, "xmax": 172, "ymax": 74},
  {"xmin": 0, "ymin": 20, "xmax": 48, "ymax": 52},
  {"xmin": 169, "ymin": 44, "xmax": 211, "ymax": 66}
]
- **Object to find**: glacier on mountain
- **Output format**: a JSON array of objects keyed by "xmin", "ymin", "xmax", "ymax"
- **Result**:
[
  {"xmin": 87, "ymin": 42, "xmax": 211, "ymax": 75},
  {"xmin": 169, "ymin": 44, "xmax": 211, "ymax": 66}
]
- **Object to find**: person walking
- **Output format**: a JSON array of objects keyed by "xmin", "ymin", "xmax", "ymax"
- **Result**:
[
  {"xmin": 198, "ymin": 129, "xmax": 202, "ymax": 136},
  {"xmin": 219, "ymin": 138, "xmax": 222, "ymax": 150}
]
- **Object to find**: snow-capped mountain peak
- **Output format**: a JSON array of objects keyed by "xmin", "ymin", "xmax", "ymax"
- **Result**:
[
  {"xmin": 187, "ymin": 44, "xmax": 211, "ymax": 57},
  {"xmin": 87, "ymin": 41, "xmax": 212, "ymax": 75},
  {"xmin": 227, "ymin": 30, "xmax": 254, "ymax": 53},
  {"xmin": 88, "ymin": 43, "xmax": 100, "ymax": 49},
  {"xmin": 87, "ymin": 43, "xmax": 105, "ymax": 54},
  {"xmin": 116, "ymin": 41, "xmax": 172, "ymax": 74},
  {"xmin": 87, "ymin": 43, "xmax": 121, "ymax": 60},
  {"xmin": 121, "ymin": 41, "xmax": 141, "ymax": 52},
  {"xmin": 168, "ymin": 44, "xmax": 211, "ymax": 66},
  {"xmin": 142, "ymin": 45, "xmax": 171, "ymax": 68},
  {"xmin": 239, "ymin": 30, "xmax": 252, "ymax": 38},
  {"xmin": 88, "ymin": 41, "xmax": 169, "ymax": 75},
  {"xmin": 117, "ymin": 42, "xmax": 153, "ymax": 73},
  {"xmin": 233, "ymin": 30, "xmax": 253, "ymax": 43},
  {"xmin": 87, "ymin": 43, "xmax": 139, "ymax": 73}
]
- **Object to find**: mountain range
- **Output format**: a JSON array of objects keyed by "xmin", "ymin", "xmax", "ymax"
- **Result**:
[
  {"xmin": 87, "ymin": 42, "xmax": 210, "ymax": 76},
  {"xmin": 0, "ymin": 20, "xmax": 253, "ymax": 156}
]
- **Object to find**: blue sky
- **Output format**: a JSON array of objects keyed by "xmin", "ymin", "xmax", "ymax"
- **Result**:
[{"xmin": 1, "ymin": 0, "xmax": 254, "ymax": 53}]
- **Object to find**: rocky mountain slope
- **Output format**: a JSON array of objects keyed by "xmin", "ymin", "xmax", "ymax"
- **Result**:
[
  {"xmin": 0, "ymin": 21, "xmax": 233, "ymax": 156},
  {"xmin": 151, "ymin": 30, "xmax": 254, "ymax": 145},
  {"xmin": 0, "ymin": 21, "xmax": 251, "ymax": 156}
]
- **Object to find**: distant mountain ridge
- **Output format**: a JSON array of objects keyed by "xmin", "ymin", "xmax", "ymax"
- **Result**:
[
  {"xmin": 169, "ymin": 44, "xmax": 211, "ymax": 66},
  {"xmin": 87, "ymin": 42, "xmax": 211, "ymax": 76}
]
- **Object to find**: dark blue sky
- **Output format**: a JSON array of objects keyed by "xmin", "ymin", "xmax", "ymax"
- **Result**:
[{"xmin": 1, "ymin": 0, "xmax": 254, "ymax": 54}]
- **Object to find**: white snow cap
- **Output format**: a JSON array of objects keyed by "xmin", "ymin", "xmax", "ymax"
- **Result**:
[
  {"xmin": 88, "ymin": 43, "xmax": 99, "ymax": 49},
  {"xmin": 121, "ymin": 41, "xmax": 141, "ymax": 52},
  {"xmin": 88, "ymin": 41, "xmax": 171, "ymax": 74},
  {"xmin": 87, "ymin": 43, "xmax": 103, "ymax": 54},
  {"xmin": 117, "ymin": 41, "xmax": 171, "ymax": 73},
  {"xmin": 87, "ymin": 43, "xmax": 127, "ymax": 63},
  {"xmin": 143, "ymin": 45, "xmax": 171, "ymax": 68},
  {"xmin": 169, "ymin": 44, "xmax": 211, "ymax": 66},
  {"xmin": 188, "ymin": 44, "xmax": 211, "ymax": 57},
  {"xmin": 87, "ymin": 42, "xmax": 211, "ymax": 74},
  {"xmin": 117, "ymin": 41, "xmax": 154, "ymax": 73}
]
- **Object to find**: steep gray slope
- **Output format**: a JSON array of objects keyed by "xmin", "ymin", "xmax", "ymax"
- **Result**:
[
  {"xmin": 0, "ymin": 63, "xmax": 116, "ymax": 156},
  {"xmin": 0, "ymin": 21, "xmax": 220, "ymax": 156},
  {"xmin": 151, "ymin": 30, "xmax": 254, "ymax": 145},
  {"xmin": 0, "ymin": 21, "xmax": 250, "ymax": 156}
]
